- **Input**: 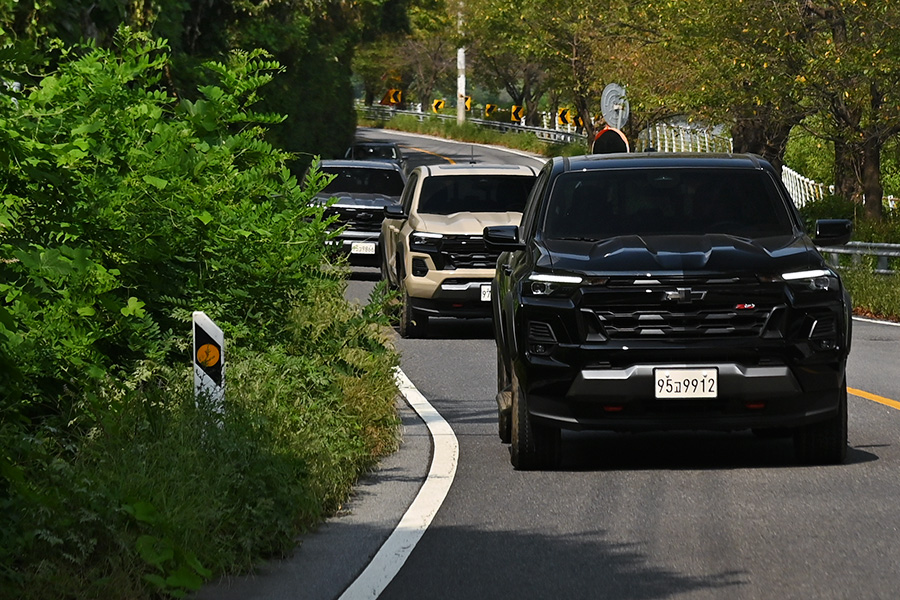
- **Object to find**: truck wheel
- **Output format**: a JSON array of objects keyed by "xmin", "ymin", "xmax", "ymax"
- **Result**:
[
  {"xmin": 510, "ymin": 371, "xmax": 560, "ymax": 470},
  {"xmin": 793, "ymin": 380, "xmax": 848, "ymax": 465},
  {"xmin": 497, "ymin": 348, "xmax": 512, "ymax": 443},
  {"xmin": 399, "ymin": 288, "xmax": 427, "ymax": 338}
]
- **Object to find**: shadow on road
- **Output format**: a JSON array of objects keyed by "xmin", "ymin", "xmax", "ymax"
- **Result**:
[{"xmin": 556, "ymin": 430, "xmax": 879, "ymax": 472}]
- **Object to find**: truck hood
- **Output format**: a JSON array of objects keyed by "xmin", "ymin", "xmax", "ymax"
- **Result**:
[
  {"xmin": 412, "ymin": 212, "xmax": 522, "ymax": 235},
  {"xmin": 316, "ymin": 192, "xmax": 399, "ymax": 208},
  {"xmin": 542, "ymin": 233, "xmax": 823, "ymax": 276}
]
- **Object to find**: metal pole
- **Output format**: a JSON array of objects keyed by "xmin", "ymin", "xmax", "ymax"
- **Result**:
[
  {"xmin": 457, "ymin": 48, "xmax": 466, "ymax": 125},
  {"xmin": 456, "ymin": 3, "xmax": 466, "ymax": 125}
]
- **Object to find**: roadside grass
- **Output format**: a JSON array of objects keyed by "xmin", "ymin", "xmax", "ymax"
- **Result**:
[
  {"xmin": 4, "ymin": 279, "xmax": 400, "ymax": 600},
  {"xmin": 841, "ymin": 267, "xmax": 900, "ymax": 322}
]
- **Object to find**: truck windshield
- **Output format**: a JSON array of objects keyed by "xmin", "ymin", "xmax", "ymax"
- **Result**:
[
  {"xmin": 321, "ymin": 167, "xmax": 405, "ymax": 196},
  {"xmin": 542, "ymin": 169, "xmax": 795, "ymax": 240},
  {"xmin": 418, "ymin": 175, "xmax": 535, "ymax": 215}
]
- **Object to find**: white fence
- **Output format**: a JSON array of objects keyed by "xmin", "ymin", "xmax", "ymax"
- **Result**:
[
  {"xmin": 634, "ymin": 123, "xmax": 733, "ymax": 154},
  {"xmin": 781, "ymin": 166, "xmax": 834, "ymax": 208}
]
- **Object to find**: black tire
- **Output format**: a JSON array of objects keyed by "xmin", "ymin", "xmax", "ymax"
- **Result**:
[
  {"xmin": 793, "ymin": 381, "xmax": 848, "ymax": 465},
  {"xmin": 399, "ymin": 288, "xmax": 427, "ymax": 338},
  {"xmin": 510, "ymin": 371, "xmax": 560, "ymax": 470},
  {"xmin": 497, "ymin": 348, "xmax": 512, "ymax": 443}
]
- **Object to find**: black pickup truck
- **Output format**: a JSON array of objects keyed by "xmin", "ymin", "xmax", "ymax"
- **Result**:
[{"xmin": 486, "ymin": 153, "xmax": 853, "ymax": 470}]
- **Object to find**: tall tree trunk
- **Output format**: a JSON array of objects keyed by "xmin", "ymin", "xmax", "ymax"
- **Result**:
[
  {"xmin": 730, "ymin": 106, "xmax": 796, "ymax": 172},
  {"xmin": 861, "ymin": 136, "xmax": 885, "ymax": 220},
  {"xmin": 833, "ymin": 139, "xmax": 862, "ymax": 203}
]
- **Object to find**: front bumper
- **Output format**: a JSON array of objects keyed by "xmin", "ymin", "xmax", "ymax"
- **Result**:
[
  {"xmin": 405, "ymin": 266, "xmax": 495, "ymax": 318},
  {"xmin": 408, "ymin": 278, "xmax": 494, "ymax": 318},
  {"xmin": 519, "ymin": 358, "xmax": 845, "ymax": 432}
]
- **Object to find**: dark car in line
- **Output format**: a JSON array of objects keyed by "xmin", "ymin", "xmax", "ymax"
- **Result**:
[
  {"xmin": 344, "ymin": 141, "xmax": 408, "ymax": 173},
  {"xmin": 314, "ymin": 160, "xmax": 407, "ymax": 266},
  {"xmin": 486, "ymin": 153, "xmax": 854, "ymax": 470}
]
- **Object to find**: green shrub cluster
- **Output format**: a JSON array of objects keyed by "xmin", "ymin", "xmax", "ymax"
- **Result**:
[{"xmin": 1, "ymin": 30, "xmax": 399, "ymax": 599}]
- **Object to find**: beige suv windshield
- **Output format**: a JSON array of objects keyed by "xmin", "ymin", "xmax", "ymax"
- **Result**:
[{"xmin": 418, "ymin": 175, "xmax": 535, "ymax": 215}]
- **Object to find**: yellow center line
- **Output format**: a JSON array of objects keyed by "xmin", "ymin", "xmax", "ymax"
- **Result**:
[
  {"xmin": 406, "ymin": 146, "xmax": 455, "ymax": 164},
  {"xmin": 849, "ymin": 387, "xmax": 900, "ymax": 411}
]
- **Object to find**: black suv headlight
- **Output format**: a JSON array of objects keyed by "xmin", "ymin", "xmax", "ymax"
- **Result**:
[
  {"xmin": 524, "ymin": 272, "xmax": 584, "ymax": 297},
  {"xmin": 780, "ymin": 268, "xmax": 840, "ymax": 292}
]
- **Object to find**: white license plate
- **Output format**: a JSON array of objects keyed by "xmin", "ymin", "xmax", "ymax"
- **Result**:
[
  {"xmin": 654, "ymin": 368, "xmax": 718, "ymax": 398},
  {"xmin": 350, "ymin": 242, "xmax": 376, "ymax": 255},
  {"xmin": 480, "ymin": 284, "xmax": 491, "ymax": 302}
]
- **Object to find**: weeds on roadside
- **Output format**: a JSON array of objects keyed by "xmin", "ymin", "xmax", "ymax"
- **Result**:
[{"xmin": 1, "ymin": 279, "xmax": 399, "ymax": 600}]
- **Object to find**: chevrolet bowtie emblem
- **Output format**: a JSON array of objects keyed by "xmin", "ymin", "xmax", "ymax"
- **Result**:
[{"xmin": 664, "ymin": 288, "xmax": 707, "ymax": 303}]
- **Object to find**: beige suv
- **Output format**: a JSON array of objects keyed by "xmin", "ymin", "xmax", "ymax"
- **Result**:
[{"xmin": 380, "ymin": 163, "xmax": 537, "ymax": 337}]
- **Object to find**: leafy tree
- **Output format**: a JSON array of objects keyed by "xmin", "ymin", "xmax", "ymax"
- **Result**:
[
  {"xmin": 463, "ymin": 0, "xmax": 551, "ymax": 126},
  {"xmin": 0, "ymin": 28, "xmax": 333, "ymax": 416}
]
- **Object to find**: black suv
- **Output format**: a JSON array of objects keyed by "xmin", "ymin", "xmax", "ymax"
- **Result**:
[{"xmin": 486, "ymin": 154, "xmax": 853, "ymax": 470}]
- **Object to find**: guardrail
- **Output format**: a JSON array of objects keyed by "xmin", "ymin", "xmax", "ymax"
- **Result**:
[
  {"xmin": 822, "ymin": 242, "xmax": 900, "ymax": 275},
  {"xmin": 358, "ymin": 104, "xmax": 586, "ymax": 145}
]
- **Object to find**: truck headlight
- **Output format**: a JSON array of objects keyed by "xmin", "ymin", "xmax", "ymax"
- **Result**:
[
  {"xmin": 781, "ymin": 268, "xmax": 838, "ymax": 291},
  {"xmin": 410, "ymin": 231, "xmax": 443, "ymax": 251},
  {"xmin": 526, "ymin": 272, "xmax": 583, "ymax": 296}
]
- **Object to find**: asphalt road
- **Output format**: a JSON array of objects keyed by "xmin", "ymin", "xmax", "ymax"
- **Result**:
[{"xmin": 201, "ymin": 130, "xmax": 900, "ymax": 600}]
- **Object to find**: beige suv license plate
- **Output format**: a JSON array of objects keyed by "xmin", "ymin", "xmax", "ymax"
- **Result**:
[{"xmin": 654, "ymin": 368, "xmax": 718, "ymax": 398}]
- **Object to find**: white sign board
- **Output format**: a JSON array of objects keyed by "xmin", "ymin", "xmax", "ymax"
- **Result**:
[{"xmin": 193, "ymin": 311, "xmax": 225, "ymax": 413}]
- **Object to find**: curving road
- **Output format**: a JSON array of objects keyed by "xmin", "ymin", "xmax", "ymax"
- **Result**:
[{"xmin": 203, "ymin": 129, "xmax": 900, "ymax": 600}]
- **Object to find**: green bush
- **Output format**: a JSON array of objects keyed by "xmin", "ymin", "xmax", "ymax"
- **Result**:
[{"xmin": 0, "ymin": 29, "xmax": 400, "ymax": 598}]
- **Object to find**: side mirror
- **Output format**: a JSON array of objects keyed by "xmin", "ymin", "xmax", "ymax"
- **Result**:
[
  {"xmin": 813, "ymin": 219, "xmax": 853, "ymax": 246},
  {"xmin": 484, "ymin": 225, "xmax": 524, "ymax": 252},
  {"xmin": 384, "ymin": 204, "xmax": 406, "ymax": 219}
]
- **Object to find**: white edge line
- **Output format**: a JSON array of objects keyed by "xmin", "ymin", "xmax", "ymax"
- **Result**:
[
  {"xmin": 852, "ymin": 315, "xmax": 900, "ymax": 327},
  {"xmin": 338, "ymin": 367, "xmax": 459, "ymax": 600}
]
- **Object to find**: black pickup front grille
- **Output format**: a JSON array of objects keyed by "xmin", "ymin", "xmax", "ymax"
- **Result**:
[
  {"xmin": 325, "ymin": 206, "xmax": 384, "ymax": 233},
  {"xmin": 578, "ymin": 278, "xmax": 784, "ymax": 341},
  {"xmin": 592, "ymin": 307, "xmax": 772, "ymax": 339}
]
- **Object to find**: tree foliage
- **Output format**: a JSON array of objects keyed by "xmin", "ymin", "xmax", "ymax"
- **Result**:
[{"xmin": 384, "ymin": 0, "xmax": 900, "ymax": 214}]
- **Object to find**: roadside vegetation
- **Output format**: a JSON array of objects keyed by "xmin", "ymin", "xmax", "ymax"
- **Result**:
[{"xmin": 0, "ymin": 32, "xmax": 399, "ymax": 599}]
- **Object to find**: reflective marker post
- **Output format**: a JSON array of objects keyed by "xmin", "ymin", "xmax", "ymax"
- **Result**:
[{"xmin": 193, "ymin": 311, "xmax": 225, "ymax": 415}]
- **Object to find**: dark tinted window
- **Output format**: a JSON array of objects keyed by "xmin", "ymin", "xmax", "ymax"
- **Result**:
[
  {"xmin": 542, "ymin": 169, "xmax": 794, "ymax": 240},
  {"xmin": 417, "ymin": 175, "xmax": 535, "ymax": 215},
  {"xmin": 321, "ymin": 167, "xmax": 405, "ymax": 196},
  {"xmin": 351, "ymin": 144, "xmax": 400, "ymax": 160}
]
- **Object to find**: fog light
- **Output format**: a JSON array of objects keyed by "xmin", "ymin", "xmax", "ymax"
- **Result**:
[
  {"xmin": 531, "ymin": 343, "xmax": 550, "ymax": 356},
  {"xmin": 412, "ymin": 258, "xmax": 428, "ymax": 277}
]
